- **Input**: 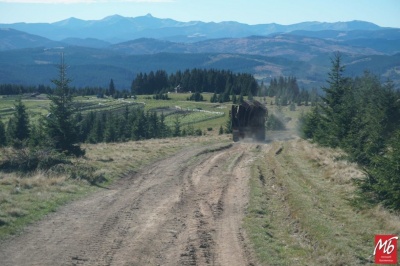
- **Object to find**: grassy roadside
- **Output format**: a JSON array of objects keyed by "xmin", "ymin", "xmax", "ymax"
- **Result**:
[
  {"xmin": 0, "ymin": 134, "xmax": 231, "ymax": 240},
  {"xmin": 245, "ymin": 139, "xmax": 400, "ymax": 265}
]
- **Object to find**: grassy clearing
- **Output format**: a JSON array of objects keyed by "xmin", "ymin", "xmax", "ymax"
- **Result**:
[
  {"xmin": 0, "ymin": 95, "xmax": 50, "ymax": 123},
  {"xmin": 1, "ymin": 93, "xmax": 231, "ymax": 134},
  {"xmin": 137, "ymin": 93, "xmax": 229, "ymax": 133},
  {"xmin": 0, "ymin": 134, "xmax": 231, "ymax": 239},
  {"xmin": 245, "ymin": 139, "xmax": 400, "ymax": 265}
]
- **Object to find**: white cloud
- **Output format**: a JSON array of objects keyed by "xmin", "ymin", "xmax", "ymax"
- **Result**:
[{"xmin": 0, "ymin": 0, "xmax": 173, "ymax": 3}]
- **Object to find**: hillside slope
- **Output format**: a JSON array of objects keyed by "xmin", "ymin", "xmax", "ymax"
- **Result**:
[{"xmin": 1, "ymin": 46, "xmax": 399, "ymax": 89}]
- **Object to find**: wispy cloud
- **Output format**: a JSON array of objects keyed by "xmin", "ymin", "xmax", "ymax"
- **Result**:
[{"xmin": 0, "ymin": 0, "xmax": 174, "ymax": 3}]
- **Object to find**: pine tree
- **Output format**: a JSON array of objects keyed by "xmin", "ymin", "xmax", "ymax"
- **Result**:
[
  {"xmin": 159, "ymin": 112, "xmax": 168, "ymax": 138},
  {"xmin": 132, "ymin": 110, "xmax": 147, "ymax": 140},
  {"xmin": 225, "ymin": 111, "xmax": 232, "ymax": 133},
  {"xmin": 6, "ymin": 98, "xmax": 30, "ymax": 147},
  {"xmin": 361, "ymin": 130, "xmax": 400, "ymax": 210},
  {"xmin": 45, "ymin": 54, "xmax": 84, "ymax": 156},
  {"xmin": 88, "ymin": 115, "xmax": 103, "ymax": 143},
  {"xmin": 173, "ymin": 115, "xmax": 181, "ymax": 137},
  {"xmin": 219, "ymin": 125, "xmax": 224, "ymax": 135},
  {"xmin": 319, "ymin": 52, "xmax": 348, "ymax": 147},
  {"xmin": 108, "ymin": 79, "xmax": 116, "ymax": 97},
  {"xmin": 104, "ymin": 113, "xmax": 117, "ymax": 142},
  {"xmin": 0, "ymin": 119, "xmax": 6, "ymax": 147},
  {"xmin": 300, "ymin": 105, "xmax": 322, "ymax": 139},
  {"xmin": 29, "ymin": 117, "xmax": 47, "ymax": 148},
  {"xmin": 210, "ymin": 93, "xmax": 218, "ymax": 103}
]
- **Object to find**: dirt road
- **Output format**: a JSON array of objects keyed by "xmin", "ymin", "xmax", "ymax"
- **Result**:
[{"xmin": 0, "ymin": 143, "xmax": 258, "ymax": 266}]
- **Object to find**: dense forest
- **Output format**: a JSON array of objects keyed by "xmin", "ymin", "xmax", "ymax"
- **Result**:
[
  {"xmin": 0, "ymin": 83, "xmax": 131, "ymax": 99},
  {"xmin": 0, "ymin": 84, "xmax": 53, "ymax": 95},
  {"xmin": 300, "ymin": 53, "xmax": 400, "ymax": 210},
  {"xmin": 1, "ymin": 68, "xmax": 260, "ymax": 99},
  {"xmin": 131, "ymin": 68, "xmax": 259, "ymax": 96},
  {"xmin": 1, "ymin": 69, "xmax": 317, "ymax": 106}
]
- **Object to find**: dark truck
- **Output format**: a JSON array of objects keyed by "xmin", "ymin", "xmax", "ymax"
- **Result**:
[{"xmin": 231, "ymin": 100, "xmax": 267, "ymax": 142}]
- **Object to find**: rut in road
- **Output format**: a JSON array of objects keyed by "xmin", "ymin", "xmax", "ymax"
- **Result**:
[{"xmin": 0, "ymin": 143, "xmax": 258, "ymax": 266}]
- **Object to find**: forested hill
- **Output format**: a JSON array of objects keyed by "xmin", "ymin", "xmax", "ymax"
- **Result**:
[
  {"xmin": 0, "ymin": 46, "xmax": 399, "ymax": 90},
  {"xmin": 0, "ymin": 15, "xmax": 399, "ymax": 89}
]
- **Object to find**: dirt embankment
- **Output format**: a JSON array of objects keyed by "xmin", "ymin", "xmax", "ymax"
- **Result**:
[{"xmin": 0, "ymin": 143, "xmax": 258, "ymax": 266}]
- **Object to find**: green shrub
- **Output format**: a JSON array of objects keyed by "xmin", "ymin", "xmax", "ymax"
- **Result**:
[
  {"xmin": 0, "ymin": 147, "xmax": 68, "ymax": 172},
  {"xmin": 48, "ymin": 163, "xmax": 106, "ymax": 185},
  {"xmin": 266, "ymin": 114, "xmax": 286, "ymax": 131}
]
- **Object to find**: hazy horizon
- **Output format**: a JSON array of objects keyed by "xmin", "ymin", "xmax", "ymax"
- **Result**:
[{"xmin": 0, "ymin": 0, "xmax": 399, "ymax": 28}]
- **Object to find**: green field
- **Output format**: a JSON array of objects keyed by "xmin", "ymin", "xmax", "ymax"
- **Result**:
[
  {"xmin": 0, "ymin": 93, "xmax": 232, "ymax": 134},
  {"xmin": 0, "ymin": 93, "xmax": 310, "ymax": 133}
]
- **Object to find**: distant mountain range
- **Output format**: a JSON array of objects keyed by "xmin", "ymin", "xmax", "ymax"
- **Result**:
[
  {"xmin": 0, "ymin": 14, "xmax": 387, "ymax": 43},
  {"xmin": 0, "ymin": 14, "xmax": 399, "ymax": 89}
]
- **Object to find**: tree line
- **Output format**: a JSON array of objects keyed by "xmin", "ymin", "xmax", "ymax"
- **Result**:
[
  {"xmin": 131, "ymin": 68, "xmax": 259, "ymax": 96},
  {"xmin": 0, "ymin": 82, "xmax": 130, "ymax": 99},
  {"xmin": 2, "ymin": 69, "xmax": 318, "ymax": 108},
  {"xmin": 300, "ymin": 53, "xmax": 400, "ymax": 210},
  {"xmin": 76, "ymin": 107, "xmax": 170, "ymax": 144},
  {"xmin": 259, "ymin": 77, "xmax": 319, "ymax": 107},
  {"xmin": 0, "ymin": 84, "xmax": 53, "ymax": 95}
]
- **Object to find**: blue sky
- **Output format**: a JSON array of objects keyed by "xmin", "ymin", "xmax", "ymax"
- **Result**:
[{"xmin": 0, "ymin": 0, "xmax": 399, "ymax": 27}]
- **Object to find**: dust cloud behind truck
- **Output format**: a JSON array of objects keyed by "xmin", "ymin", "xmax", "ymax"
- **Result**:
[{"xmin": 231, "ymin": 100, "xmax": 268, "ymax": 142}]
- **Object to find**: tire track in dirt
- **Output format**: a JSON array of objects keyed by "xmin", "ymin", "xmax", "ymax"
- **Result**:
[{"xmin": 0, "ymin": 143, "xmax": 257, "ymax": 266}]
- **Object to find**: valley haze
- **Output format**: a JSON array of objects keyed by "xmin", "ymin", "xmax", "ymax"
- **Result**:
[{"xmin": 0, "ymin": 13, "xmax": 399, "ymax": 90}]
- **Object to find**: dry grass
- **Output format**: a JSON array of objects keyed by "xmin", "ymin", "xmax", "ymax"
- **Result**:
[
  {"xmin": 245, "ymin": 139, "xmax": 400, "ymax": 265},
  {"xmin": 300, "ymin": 141, "xmax": 365, "ymax": 185},
  {"xmin": 80, "ymin": 135, "xmax": 230, "ymax": 181},
  {"xmin": 0, "ymin": 172, "xmax": 67, "ymax": 189},
  {"xmin": 0, "ymin": 170, "xmax": 88, "ymax": 237}
]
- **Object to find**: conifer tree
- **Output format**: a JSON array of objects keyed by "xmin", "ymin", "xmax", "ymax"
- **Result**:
[
  {"xmin": 173, "ymin": 115, "xmax": 181, "ymax": 137},
  {"xmin": 104, "ymin": 113, "xmax": 117, "ymax": 142},
  {"xmin": 360, "ymin": 129, "xmax": 400, "ymax": 210},
  {"xmin": 219, "ymin": 125, "xmax": 224, "ymax": 135},
  {"xmin": 6, "ymin": 98, "xmax": 30, "ymax": 147},
  {"xmin": 108, "ymin": 79, "xmax": 116, "ymax": 97},
  {"xmin": 88, "ymin": 115, "xmax": 103, "ymax": 143},
  {"xmin": 0, "ymin": 119, "xmax": 6, "ymax": 147},
  {"xmin": 159, "ymin": 112, "xmax": 168, "ymax": 138},
  {"xmin": 319, "ymin": 52, "xmax": 348, "ymax": 147},
  {"xmin": 225, "ymin": 111, "xmax": 232, "ymax": 133},
  {"xmin": 29, "ymin": 117, "xmax": 47, "ymax": 148},
  {"xmin": 45, "ymin": 54, "xmax": 84, "ymax": 156}
]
